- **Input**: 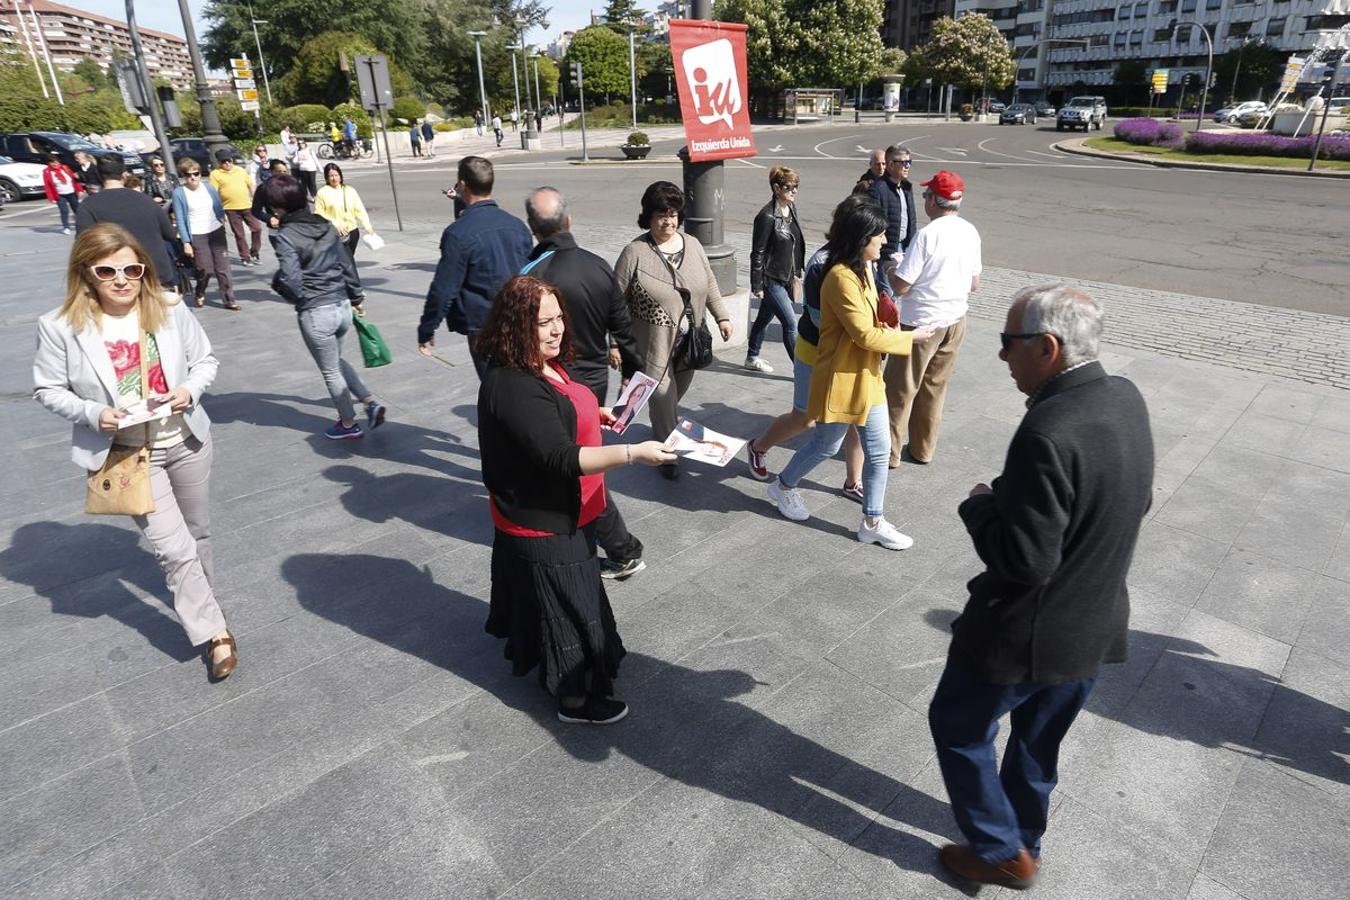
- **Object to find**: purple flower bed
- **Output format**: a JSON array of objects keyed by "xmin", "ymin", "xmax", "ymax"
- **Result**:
[
  {"xmin": 1113, "ymin": 117, "xmax": 1185, "ymax": 148},
  {"xmin": 1184, "ymin": 130, "xmax": 1350, "ymax": 161}
]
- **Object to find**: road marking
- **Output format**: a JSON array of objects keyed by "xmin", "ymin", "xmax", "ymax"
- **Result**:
[
  {"xmin": 855, "ymin": 144, "xmax": 871, "ymax": 153},
  {"xmin": 812, "ymin": 134, "xmax": 860, "ymax": 157},
  {"xmin": 732, "ymin": 157, "xmax": 766, "ymax": 168},
  {"xmin": 0, "ymin": 203, "xmax": 56, "ymax": 220},
  {"xmin": 1026, "ymin": 149, "xmax": 1064, "ymax": 159},
  {"xmin": 768, "ymin": 144, "xmax": 784, "ymax": 153},
  {"xmin": 937, "ymin": 147, "xmax": 968, "ymax": 156},
  {"xmin": 976, "ymin": 137, "xmax": 1041, "ymax": 162}
]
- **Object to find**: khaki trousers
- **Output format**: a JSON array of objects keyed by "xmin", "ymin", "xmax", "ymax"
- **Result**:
[{"xmin": 883, "ymin": 316, "xmax": 967, "ymax": 465}]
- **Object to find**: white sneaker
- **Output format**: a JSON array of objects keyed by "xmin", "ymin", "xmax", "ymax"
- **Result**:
[
  {"xmin": 767, "ymin": 479, "xmax": 809, "ymax": 521},
  {"xmin": 858, "ymin": 517, "xmax": 914, "ymax": 550},
  {"xmin": 744, "ymin": 357, "xmax": 774, "ymax": 374}
]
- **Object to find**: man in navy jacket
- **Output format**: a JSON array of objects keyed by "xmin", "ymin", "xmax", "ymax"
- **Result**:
[
  {"xmin": 418, "ymin": 156, "xmax": 532, "ymax": 376},
  {"xmin": 866, "ymin": 144, "xmax": 917, "ymax": 271},
  {"xmin": 928, "ymin": 283, "xmax": 1154, "ymax": 891}
]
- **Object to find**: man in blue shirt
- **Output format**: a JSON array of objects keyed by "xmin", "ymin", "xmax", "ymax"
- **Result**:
[{"xmin": 418, "ymin": 156, "xmax": 532, "ymax": 376}]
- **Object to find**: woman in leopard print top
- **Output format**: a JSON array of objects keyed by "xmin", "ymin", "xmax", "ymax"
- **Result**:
[{"xmin": 613, "ymin": 182, "xmax": 732, "ymax": 479}]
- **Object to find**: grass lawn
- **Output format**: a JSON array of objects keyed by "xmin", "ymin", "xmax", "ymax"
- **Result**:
[{"xmin": 1084, "ymin": 136, "xmax": 1350, "ymax": 172}]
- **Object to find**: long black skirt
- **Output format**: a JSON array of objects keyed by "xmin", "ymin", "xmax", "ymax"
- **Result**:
[{"xmin": 486, "ymin": 523, "xmax": 626, "ymax": 699}]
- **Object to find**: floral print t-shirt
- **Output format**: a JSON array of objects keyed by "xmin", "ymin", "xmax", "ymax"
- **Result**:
[{"xmin": 101, "ymin": 308, "xmax": 186, "ymax": 448}]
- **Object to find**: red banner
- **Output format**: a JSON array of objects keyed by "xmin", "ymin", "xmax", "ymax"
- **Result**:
[{"xmin": 669, "ymin": 20, "xmax": 757, "ymax": 162}]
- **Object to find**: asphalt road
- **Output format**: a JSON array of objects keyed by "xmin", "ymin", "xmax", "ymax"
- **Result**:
[{"xmin": 5, "ymin": 120, "xmax": 1346, "ymax": 314}]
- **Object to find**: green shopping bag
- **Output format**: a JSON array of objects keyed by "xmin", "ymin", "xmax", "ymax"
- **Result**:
[{"xmin": 352, "ymin": 312, "xmax": 393, "ymax": 368}]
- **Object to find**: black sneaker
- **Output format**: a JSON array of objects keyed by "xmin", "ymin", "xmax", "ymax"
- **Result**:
[
  {"xmin": 557, "ymin": 696, "xmax": 628, "ymax": 725},
  {"xmin": 599, "ymin": 558, "xmax": 646, "ymax": 581}
]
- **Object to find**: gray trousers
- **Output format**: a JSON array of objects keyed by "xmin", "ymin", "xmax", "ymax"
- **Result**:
[
  {"xmin": 130, "ymin": 436, "xmax": 227, "ymax": 646},
  {"xmin": 647, "ymin": 362, "xmax": 695, "ymax": 444},
  {"xmin": 297, "ymin": 300, "xmax": 370, "ymax": 423}
]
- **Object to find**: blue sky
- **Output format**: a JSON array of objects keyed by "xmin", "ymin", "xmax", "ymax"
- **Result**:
[{"xmin": 71, "ymin": 1, "xmax": 600, "ymax": 49}]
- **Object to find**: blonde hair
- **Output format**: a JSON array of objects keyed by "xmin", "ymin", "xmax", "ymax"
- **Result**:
[
  {"xmin": 58, "ymin": 223, "xmax": 170, "ymax": 334},
  {"xmin": 769, "ymin": 165, "xmax": 798, "ymax": 188}
]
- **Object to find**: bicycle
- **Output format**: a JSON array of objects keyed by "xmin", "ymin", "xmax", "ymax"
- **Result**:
[{"xmin": 316, "ymin": 140, "xmax": 374, "ymax": 161}]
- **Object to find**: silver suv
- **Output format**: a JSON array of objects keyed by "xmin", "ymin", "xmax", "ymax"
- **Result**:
[{"xmin": 1057, "ymin": 96, "xmax": 1108, "ymax": 132}]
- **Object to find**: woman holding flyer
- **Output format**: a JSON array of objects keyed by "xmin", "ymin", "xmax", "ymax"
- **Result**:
[
  {"xmin": 32, "ymin": 224, "xmax": 238, "ymax": 681},
  {"xmin": 614, "ymin": 181, "xmax": 733, "ymax": 480},
  {"xmin": 764, "ymin": 199, "xmax": 934, "ymax": 550},
  {"xmin": 477, "ymin": 275, "xmax": 674, "ymax": 724}
]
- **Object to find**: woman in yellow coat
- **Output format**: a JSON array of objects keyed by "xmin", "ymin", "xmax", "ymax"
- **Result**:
[
  {"xmin": 766, "ymin": 197, "xmax": 933, "ymax": 549},
  {"xmin": 314, "ymin": 163, "xmax": 375, "ymax": 259}
]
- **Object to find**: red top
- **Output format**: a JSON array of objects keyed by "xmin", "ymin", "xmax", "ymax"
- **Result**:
[
  {"xmin": 490, "ymin": 361, "xmax": 607, "ymax": 537},
  {"xmin": 42, "ymin": 165, "xmax": 84, "ymax": 202}
]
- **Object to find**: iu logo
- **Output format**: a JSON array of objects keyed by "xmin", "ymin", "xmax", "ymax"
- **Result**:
[{"xmin": 680, "ymin": 38, "xmax": 742, "ymax": 129}]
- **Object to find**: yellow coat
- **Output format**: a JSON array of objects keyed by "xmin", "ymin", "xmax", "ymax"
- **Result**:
[
  {"xmin": 806, "ymin": 263, "xmax": 916, "ymax": 425},
  {"xmin": 313, "ymin": 184, "xmax": 371, "ymax": 236}
]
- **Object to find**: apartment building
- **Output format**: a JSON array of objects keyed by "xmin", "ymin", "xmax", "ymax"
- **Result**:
[
  {"xmin": 0, "ymin": 0, "xmax": 193, "ymax": 90},
  {"xmin": 954, "ymin": 0, "xmax": 1350, "ymax": 99},
  {"xmin": 885, "ymin": 0, "xmax": 960, "ymax": 49}
]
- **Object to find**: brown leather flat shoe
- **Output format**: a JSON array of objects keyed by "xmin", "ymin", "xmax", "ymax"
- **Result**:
[
  {"xmin": 206, "ymin": 632, "xmax": 237, "ymax": 681},
  {"xmin": 938, "ymin": 843, "xmax": 1038, "ymax": 890}
]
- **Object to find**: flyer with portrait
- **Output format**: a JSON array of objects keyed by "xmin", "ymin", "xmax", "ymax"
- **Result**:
[
  {"xmin": 662, "ymin": 418, "xmax": 746, "ymax": 467},
  {"xmin": 609, "ymin": 371, "xmax": 660, "ymax": 435},
  {"xmin": 115, "ymin": 397, "xmax": 174, "ymax": 429}
]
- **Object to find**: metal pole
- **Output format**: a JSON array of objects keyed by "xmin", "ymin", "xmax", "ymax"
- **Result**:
[
  {"xmin": 1196, "ymin": 25, "xmax": 1213, "ymax": 132},
  {"xmin": 1309, "ymin": 56, "xmax": 1343, "ymax": 171},
  {"xmin": 13, "ymin": 0, "xmax": 49, "ymax": 99},
  {"xmin": 577, "ymin": 64, "xmax": 589, "ymax": 162},
  {"xmin": 1230, "ymin": 37, "xmax": 1247, "ymax": 103},
  {"xmin": 533, "ymin": 54, "xmax": 543, "ymax": 131},
  {"xmin": 629, "ymin": 22, "xmax": 639, "ymax": 129},
  {"xmin": 176, "ymin": 0, "xmax": 229, "ymax": 155},
  {"xmin": 125, "ymin": 0, "xmax": 173, "ymax": 173},
  {"xmin": 510, "ymin": 52, "xmax": 521, "ymax": 126},
  {"xmin": 680, "ymin": 0, "xmax": 734, "ymax": 294},
  {"xmin": 28, "ymin": 3, "xmax": 63, "ymax": 104},
  {"xmin": 250, "ymin": 17, "xmax": 272, "ymax": 104},
  {"xmin": 366, "ymin": 59, "xmax": 403, "ymax": 232},
  {"xmin": 469, "ymin": 31, "xmax": 490, "ymax": 124}
]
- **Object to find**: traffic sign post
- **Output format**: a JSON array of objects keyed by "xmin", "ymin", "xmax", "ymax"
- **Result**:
[
  {"xmin": 231, "ymin": 55, "xmax": 264, "ymax": 140},
  {"xmin": 571, "ymin": 62, "xmax": 589, "ymax": 162},
  {"xmin": 354, "ymin": 54, "xmax": 403, "ymax": 231}
]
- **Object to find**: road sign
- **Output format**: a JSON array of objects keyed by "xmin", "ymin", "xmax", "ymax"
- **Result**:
[
  {"xmin": 236, "ymin": 88, "xmax": 259, "ymax": 102},
  {"xmin": 1151, "ymin": 69, "xmax": 1169, "ymax": 94},
  {"xmin": 1283, "ymin": 56, "xmax": 1307, "ymax": 91},
  {"xmin": 229, "ymin": 57, "xmax": 250, "ymax": 71},
  {"xmin": 233, "ymin": 77, "xmax": 256, "ymax": 89},
  {"xmin": 240, "ymin": 100, "xmax": 261, "ymax": 112},
  {"xmin": 353, "ymin": 54, "xmax": 394, "ymax": 112}
]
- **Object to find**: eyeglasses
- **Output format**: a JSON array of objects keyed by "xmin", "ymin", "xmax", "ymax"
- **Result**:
[
  {"xmin": 999, "ymin": 331, "xmax": 1052, "ymax": 352},
  {"xmin": 184, "ymin": 171, "xmax": 201, "ymax": 178},
  {"xmin": 90, "ymin": 263, "xmax": 146, "ymax": 282},
  {"xmin": 776, "ymin": 183, "xmax": 799, "ymax": 192},
  {"xmin": 151, "ymin": 162, "xmax": 164, "ymax": 168}
]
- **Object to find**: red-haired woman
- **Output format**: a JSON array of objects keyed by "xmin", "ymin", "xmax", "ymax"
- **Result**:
[{"xmin": 476, "ymin": 275, "xmax": 674, "ymax": 724}]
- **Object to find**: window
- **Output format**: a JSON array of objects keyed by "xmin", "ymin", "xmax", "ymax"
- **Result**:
[
  {"xmin": 1155, "ymin": 27, "xmax": 1173, "ymax": 40},
  {"xmin": 1019, "ymin": 67, "xmax": 1038, "ymax": 81},
  {"xmin": 1207, "ymin": 0, "xmax": 1222, "ymax": 9},
  {"xmin": 1307, "ymin": 15, "xmax": 1350, "ymax": 29},
  {"xmin": 1130, "ymin": 29, "xmax": 1145, "ymax": 46},
  {"xmin": 1158, "ymin": 0, "xmax": 1177, "ymax": 12},
  {"xmin": 1181, "ymin": 0, "xmax": 1196, "ymax": 12},
  {"xmin": 1115, "ymin": 31, "xmax": 1128, "ymax": 48},
  {"xmin": 1227, "ymin": 20, "xmax": 1252, "ymax": 38},
  {"xmin": 1266, "ymin": 16, "xmax": 1286, "ymax": 35},
  {"xmin": 1135, "ymin": 2, "xmax": 1149, "ymax": 15}
]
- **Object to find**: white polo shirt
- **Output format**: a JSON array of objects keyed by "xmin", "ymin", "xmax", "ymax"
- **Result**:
[{"xmin": 893, "ymin": 214, "xmax": 982, "ymax": 328}]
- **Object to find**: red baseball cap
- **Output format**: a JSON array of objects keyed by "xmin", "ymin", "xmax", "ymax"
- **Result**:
[{"xmin": 921, "ymin": 170, "xmax": 965, "ymax": 201}]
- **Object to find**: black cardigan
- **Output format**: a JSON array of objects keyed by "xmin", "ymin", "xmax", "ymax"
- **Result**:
[
  {"xmin": 477, "ymin": 363, "xmax": 587, "ymax": 534},
  {"xmin": 951, "ymin": 363, "xmax": 1154, "ymax": 685}
]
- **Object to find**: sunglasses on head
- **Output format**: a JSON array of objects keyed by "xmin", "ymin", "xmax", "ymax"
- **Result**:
[{"xmin": 90, "ymin": 263, "xmax": 145, "ymax": 282}]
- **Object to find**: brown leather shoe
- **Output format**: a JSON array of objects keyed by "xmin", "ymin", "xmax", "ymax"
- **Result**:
[
  {"xmin": 206, "ymin": 632, "xmax": 237, "ymax": 682},
  {"xmin": 938, "ymin": 843, "xmax": 1038, "ymax": 890}
]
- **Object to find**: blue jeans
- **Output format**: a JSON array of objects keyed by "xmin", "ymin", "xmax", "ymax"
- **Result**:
[
  {"xmin": 747, "ymin": 279, "xmax": 797, "ymax": 361},
  {"xmin": 297, "ymin": 300, "xmax": 370, "ymax": 423},
  {"xmin": 56, "ymin": 193, "xmax": 79, "ymax": 229},
  {"xmin": 928, "ymin": 663, "xmax": 1096, "ymax": 862},
  {"xmin": 777, "ymin": 402, "xmax": 889, "ymax": 517}
]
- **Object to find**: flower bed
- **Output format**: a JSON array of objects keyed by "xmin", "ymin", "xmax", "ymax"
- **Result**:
[
  {"xmin": 1112, "ymin": 117, "xmax": 1184, "ymax": 148},
  {"xmin": 1184, "ymin": 130, "xmax": 1350, "ymax": 161}
]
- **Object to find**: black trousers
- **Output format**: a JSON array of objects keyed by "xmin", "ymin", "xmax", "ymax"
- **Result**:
[{"xmin": 576, "ymin": 364, "xmax": 643, "ymax": 563}]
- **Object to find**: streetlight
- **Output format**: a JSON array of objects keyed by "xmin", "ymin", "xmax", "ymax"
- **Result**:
[
  {"xmin": 628, "ymin": 16, "xmax": 639, "ymax": 129},
  {"xmin": 1169, "ymin": 19, "xmax": 1214, "ymax": 132},
  {"xmin": 176, "ymin": 0, "xmax": 228, "ymax": 155},
  {"xmin": 1229, "ymin": 35, "xmax": 1255, "ymax": 103},
  {"xmin": 468, "ymin": 30, "xmax": 490, "ymax": 123},
  {"xmin": 249, "ymin": 16, "xmax": 272, "ymax": 104},
  {"xmin": 531, "ymin": 49, "xmax": 543, "ymax": 120},
  {"xmin": 1014, "ymin": 38, "xmax": 1092, "ymax": 104},
  {"xmin": 508, "ymin": 44, "xmax": 523, "ymax": 127}
]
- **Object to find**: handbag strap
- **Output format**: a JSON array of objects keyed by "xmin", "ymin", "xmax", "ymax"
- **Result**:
[
  {"xmin": 646, "ymin": 234, "xmax": 696, "ymax": 325},
  {"xmin": 136, "ymin": 325, "xmax": 151, "ymax": 452}
]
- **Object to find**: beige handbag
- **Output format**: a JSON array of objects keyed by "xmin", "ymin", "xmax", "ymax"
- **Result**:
[{"xmin": 85, "ymin": 329, "xmax": 155, "ymax": 516}]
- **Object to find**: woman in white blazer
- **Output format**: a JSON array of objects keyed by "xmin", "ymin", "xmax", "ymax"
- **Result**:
[{"xmin": 33, "ymin": 224, "xmax": 238, "ymax": 681}]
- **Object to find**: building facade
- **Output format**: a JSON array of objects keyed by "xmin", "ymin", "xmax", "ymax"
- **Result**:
[
  {"xmin": 885, "ymin": 0, "xmax": 960, "ymax": 49},
  {"xmin": 0, "ymin": 0, "xmax": 193, "ymax": 91},
  {"xmin": 953, "ymin": 0, "xmax": 1350, "ymax": 99}
]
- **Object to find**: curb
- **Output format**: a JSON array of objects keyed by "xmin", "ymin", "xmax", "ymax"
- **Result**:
[{"xmin": 1054, "ymin": 137, "xmax": 1350, "ymax": 178}]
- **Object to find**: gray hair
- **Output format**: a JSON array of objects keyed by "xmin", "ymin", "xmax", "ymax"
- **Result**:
[
  {"xmin": 885, "ymin": 144, "xmax": 910, "ymax": 162},
  {"xmin": 932, "ymin": 193, "xmax": 961, "ymax": 211},
  {"xmin": 525, "ymin": 186, "xmax": 568, "ymax": 238},
  {"xmin": 1013, "ymin": 283, "xmax": 1102, "ymax": 366}
]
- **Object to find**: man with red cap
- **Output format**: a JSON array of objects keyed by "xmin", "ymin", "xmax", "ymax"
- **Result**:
[{"xmin": 885, "ymin": 169, "xmax": 982, "ymax": 467}]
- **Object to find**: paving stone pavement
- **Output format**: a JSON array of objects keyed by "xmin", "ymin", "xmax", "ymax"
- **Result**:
[{"xmin": 1, "ymin": 218, "xmax": 1347, "ymax": 900}]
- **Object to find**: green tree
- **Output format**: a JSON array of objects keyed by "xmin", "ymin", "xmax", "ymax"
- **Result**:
[
  {"xmin": 923, "ymin": 14, "xmax": 1014, "ymax": 93},
  {"xmin": 793, "ymin": 0, "xmax": 884, "ymax": 88},
  {"xmin": 1211, "ymin": 42, "xmax": 1285, "ymax": 103},
  {"xmin": 72, "ymin": 59, "xmax": 110, "ymax": 91},
  {"xmin": 637, "ymin": 39, "xmax": 673, "ymax": 99},
  {"xmin": 564, "ymin": 25, "xmax": 632, "ymax": 99},
  {"xmin": 1113, "ymin": 59, "xmax": 1149, "ymax": 106},
  {"xmin": 604, "ymin": 0, "xmax": 648, "ymax": 34},
  {"xmin": 534, "ymin": 55, "xmax": 561, "ymax": 105},
  {"xmin": 390, "ymin": 95, "xmax": 426, "ymax": 123},
  {"xmin": 278, "ymin": 31, "xmax": 415, "ymax": 107},
  {"xmin": 714, "ymin": 0, "xmax": 797, "ymax": 92}
]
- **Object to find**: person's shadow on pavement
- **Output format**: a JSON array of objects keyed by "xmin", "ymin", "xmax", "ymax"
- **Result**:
[
  {"xmin": 0, "ymin": 521, "xmax": 198, "ymax": 663},
  {"xmin": 321, "ymin": 464, "xmax": 488, "ymax": 543},
  {"xmin": 284, "ymin": 551, "xmax": 968, "ymax": 882}
]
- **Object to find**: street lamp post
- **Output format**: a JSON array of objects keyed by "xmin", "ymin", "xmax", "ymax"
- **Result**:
[
  {"xmin": 509, "ymin": 48, "xmax": 522, "ymax": 126},
  {"xmin": 468, "ymin": 30, "xmax": 490, "ymax": 124},
  {"xmin": 176, "ymin": 0, "xmax": 228, "ymax": 156},
  {"xmin": 628, "ymin": 18, "xmax": 639, "ymax": 129},
  {"xmin": 531, "ymin": 51, "xmax": 543, "ymax": 120},
  {"xmin": 1229, "ymin": 35, "xmax": 1253, "ymax": 103},
  {"xmin": 1170, "ymin": 19, "xmax": 1214, "ymax": 132},
  {"xmin": 249, "ymin": 16, "xmax": 272, "ymax": 104},
  {"xmin": 1014, "ymin": 38, "xmax": 1092, "ymax": 105}
]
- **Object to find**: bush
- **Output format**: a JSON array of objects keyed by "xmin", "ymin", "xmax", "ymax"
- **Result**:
[
  {"xmin": 563, "ymin": 102, "xmax": 680, "ymax": 129},
  {"xmin": 1113, "ymin": 117, "xmax": 1184, "ymax": 148},
  {"xmin": 1109, "ymin": 106, "xmax": 1159, "ymax": 118},
  {"xmin": 626, "ymin": 131, "xmax": 650, "ymax": 145},
  {"xmin": 331, "ymin": 102, "xmax": 372, "ymax": 139},
  {"xmin": 390, "ymin": 95, "xmax": 426, "ymax": 124},
  {"xmin": 1184, "ymin": 130, "xmax": 1350, "ymax": 161},
  {"xmin": 280, "ymin": 103, "xmax": 332, "ymax": 130}
]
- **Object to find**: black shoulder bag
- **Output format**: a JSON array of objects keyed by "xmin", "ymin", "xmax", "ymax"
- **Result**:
[{"xmin": 652, "ymin": 237, "xmax": 714, "ymax": 371}]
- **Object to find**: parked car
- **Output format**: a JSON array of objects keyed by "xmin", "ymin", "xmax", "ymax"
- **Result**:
[
  {"xmin": 0, "ymin": 154, "xmax": 48, "ymax": 204},
  {"xmin": 140, "ymin": 138, "xmax": 243, "ymax": 174},
  {"xmin": 999, "ymin": 103, "xmax": 1038, "ymax": 125},
  {"xmin": 0, "ymin": 131, "xmax": 145, "ymax": 178},
  {"xmin": 1034, "ymin": 100, "xmax": 1056, "ymax": 117},
  {"xmin": 1056, "ymin": 96, "xmax": 1108, "ymax": 131},
  {"xmin": 987, "ymin": 100, "xmax": 1008, "ymax": 113},
  {"xmin": 1329, "ymin": 97, "xmax": 1350, "ymax": 115},
  {"xmin": 1213, "ymin": 100, "xmax": 1269, "ymax": 123}
]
